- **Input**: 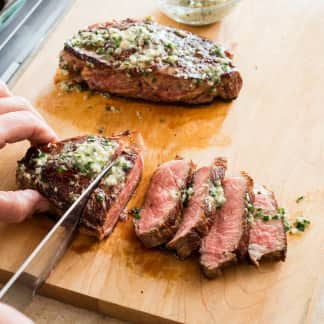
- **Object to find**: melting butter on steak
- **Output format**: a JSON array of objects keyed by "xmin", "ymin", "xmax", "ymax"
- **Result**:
[
  {"xmin": 81, "ymin": 148, "xmax": 143, "ymax": 239},
  {"xmin": 16, "ymin": 135, "xmax": 143, "ymax": 239},
  {"xmin": 167, "ymin": 157, "xmax": 227, "ymax": 259},
  {"xmin": 59, "ymin": 18, "xmax": 242, "ymax": 104},
  {"xmin": 247, "ymin": 184, "xmax": 287, "ymax": 265},
  {"xmin": 199, "ymin": 174, "xmax": 253, "ymax": 278}
]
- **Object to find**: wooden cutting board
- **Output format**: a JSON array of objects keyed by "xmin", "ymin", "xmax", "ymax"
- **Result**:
[{"xmin": 0, "ymin": 0, "xmax": 324, "ymax": 323}]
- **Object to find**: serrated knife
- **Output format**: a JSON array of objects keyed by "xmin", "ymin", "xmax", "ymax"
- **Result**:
[{"xmin": 0, "ymin": 160, "xmax": 114, "ymax": 308}]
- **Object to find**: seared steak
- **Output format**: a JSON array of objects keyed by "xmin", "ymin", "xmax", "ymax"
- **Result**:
[
  {"xmin": 200, "ymin": 174, "xmax": 253, "ymax": 278},
  {"xmin": 59, "ymin": 18, "xmax": 242, "ymax": 104},
  {"xmin": 80, "ymin": 147, "xmax": 143, "ymax": 239},
  {"xmin": 16, "ymin": 135, "xmax": 143, "ymax": 239},
  {"xmin": 248, "ymin": 184, "xmax": 287, "ymax": 265},
  {"xmin": 167, "ymin": 158, "xmax": 227, "ymax": 259},
  {"xmin": 134, "ymin": 159, "xmax": 193, "ymax": 248}
]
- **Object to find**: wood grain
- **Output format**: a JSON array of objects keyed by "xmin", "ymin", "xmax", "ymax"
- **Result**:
[{"xmin": 0, "ymin": 0, "xmax": 324, "ymax": 323}]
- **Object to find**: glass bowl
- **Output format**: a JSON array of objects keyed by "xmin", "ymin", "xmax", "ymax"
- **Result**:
[{"xmin": 156, "ymin": 0, "xmax": 241, "ymax": 26}]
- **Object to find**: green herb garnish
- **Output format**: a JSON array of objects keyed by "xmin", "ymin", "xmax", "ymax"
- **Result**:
[
  {"xmin": 246, "ymin": 204, "xmax": 254, "ymax": 212},
  {"xmin": 131, "ymin": 208, "xmax": 141, "ymax": 220},
  {"xmin": 96, "ymin": 192, "xmax": 105, "ymax": 203},
  {"xmin": 57, "ymin": 166, "xmax": 67, "ymax": 173},
  {"xmin": 296, "ymin": 196, "xmax": 304, "ymax": 203},
  {"xmin": 294, "ymin": 217, "xmax": 311, "ymax": 232}
]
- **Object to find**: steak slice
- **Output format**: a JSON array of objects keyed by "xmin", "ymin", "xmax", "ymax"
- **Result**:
[
  {"xmin": 166, "ymin": 158, "xmax": 227, "ymax": 259},
  {"xmin": 248, "ymin": 184, "xmax": 287, "ymax": 265},
  {"xmin": 80, "ymin": 147, "xmax": 143, "ymax": 239},
  {"xmin": 134, "ymin": 159, "xmax": 194, "ymax": 248},
  {"xmin": 200, "ymin": 174, "xmax": 253, "ymax": 278},
  {"xmin": 16, "ymin": 135, "xmax": 143, "ymax": 239},
  {"xmin": 59, "ymin": 18, "xmax": 242, "ymax": 104}
]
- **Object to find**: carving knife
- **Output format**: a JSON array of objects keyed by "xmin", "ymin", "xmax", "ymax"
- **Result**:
[{"xmin": 0, "ymin": 160, "xmax": 114, "ymax": 308}]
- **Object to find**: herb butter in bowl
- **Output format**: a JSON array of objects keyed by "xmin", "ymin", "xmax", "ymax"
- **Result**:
[{"xmin": 157, "ymin": 0, "xmax": 241, "ymax": 26}]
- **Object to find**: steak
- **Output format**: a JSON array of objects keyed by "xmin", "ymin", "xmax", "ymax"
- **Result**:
[
  {"xmin": 16, "ymin": 135, "xmax": 143, "ymax": 239},
  {"xmin": 200, "ymin": 174, "xmax": 253, "ymax": 278},
  {"xmin": 59, "ymin": 18, "xmax": 242, "ymax": 104},
  {"xmin": 134, "ymin": 159, "xmax": 194, "ymax": 248},
  {"xmin": 166, "ymin": 158, "xmax": 227, "ymax": 259},
  {"xmin": 248, "ymin": 184, "xmax": 287, "ymax": 265}
]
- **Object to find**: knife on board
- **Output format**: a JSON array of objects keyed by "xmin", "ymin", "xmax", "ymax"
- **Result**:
[{"xmin": 0, "ymin": 160, "xmax": 115, "ymax": 308}]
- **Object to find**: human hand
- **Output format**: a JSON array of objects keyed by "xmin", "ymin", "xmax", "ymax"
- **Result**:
[
  {"xmin": 0, "ymin": 303, "xmax": 33, "ymax": 324},
  {"xmin": 0, "ymin": 80, "xmax": 58, "ymax": 223}
]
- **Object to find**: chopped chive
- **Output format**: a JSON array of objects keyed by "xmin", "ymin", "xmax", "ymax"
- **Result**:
[
  {"xmin": 131, "ymin": 207, "xmax": 141, "ymax": 220},
  {"xmin": 246, "ymin": 204, "xmax": 254, "ymax": 212},
  {"xmin": 96, "ymin": 193, "xmax": 105, "ymax": 202},
  {"xmin": 255, "ymin": 211, "xmax": 262, "ymax": 217},
  {"xmin": 57, "ymin": 166, "xmax": 66, "ymax": 173},
  {"xmin": 296, "ymin": 196, "xmax": 304, "ymax": 203},
  {"xmin": 284, "ymin": 225, "xmax": 291, "ymax": 232},
  {"xmin": 294, "ymin": 217, "xmax": 311, "ymax": 232}
]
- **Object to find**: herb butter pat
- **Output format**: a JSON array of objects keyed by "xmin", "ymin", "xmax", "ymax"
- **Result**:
[
  {"xmin": 205, "ymin": 180, "xmax": 225, "ymax": 212},
  {"xmin": 103, "ymin": 156, "xmax": 133, "ymax": 187},
  {"xmin": 65, "ymin": 20, "xmax": 232, "ymax": 85},
  {"xmin": 64, "ymin": 140, "xmax": 118, "ymax": 176}
]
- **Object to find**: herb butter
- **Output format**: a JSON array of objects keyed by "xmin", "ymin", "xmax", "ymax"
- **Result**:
[
  {"xmin": 65, "ymin": 20, "xmax": 232, "ymax": 86},
  {"xmin": 103, "ymin": 156, "xmax": 133, "ymax": 187}
]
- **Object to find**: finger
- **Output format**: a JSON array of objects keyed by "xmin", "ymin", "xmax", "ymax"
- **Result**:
[
  {"xmin": 0, "ymin": 190, "xmax": 49, "ymax": 223},
  {"xmin": 0, "ymin": 80, "xmax": 12, "ymax": 98},
  {"xmin": 0, "ymin": 303, "xmax": 33, "ymax": 324},
  {"xmin": 0, "ymin": 111, "xmax": 58, "ymax": 149},
  {"xmin": 0, "ymin": 96, "xmax": 45, "ymax": 121}
]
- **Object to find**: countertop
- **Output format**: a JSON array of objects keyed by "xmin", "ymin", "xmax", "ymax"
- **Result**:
[{"xmin": 17, "ymin": 291, "xmax": 125, "ymax": 323}]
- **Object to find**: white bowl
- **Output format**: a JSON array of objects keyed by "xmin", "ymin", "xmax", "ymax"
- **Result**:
[{"xmin": 157, "ymin": 0, "xmax": 241, "ymax": 26}]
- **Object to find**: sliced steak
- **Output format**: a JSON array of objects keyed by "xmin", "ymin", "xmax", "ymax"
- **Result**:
[
  {"xmin": 200, "ymin": 174, "xmax": 253, "ymax": 278},
  {"xmin": 81, "ymin": 147, "xmax": 143, "ymax": 239},
  {"xmin": 248, "ymin": 184, "xmax": 287, "ymax": 265},
  {"xmin": 16, "ymin": 135, "xmax": 143, "ymax": 240},
  {"xmin": 134, "ymin": 159, "xmax": 193, "ymax": 248},
  {"xmin": 59, "ymin": 18, "xmax": 242, "ymax": 104},
  {"xmin": 166, "ymin": 158, "xmax": 227, "ymax": 259}
]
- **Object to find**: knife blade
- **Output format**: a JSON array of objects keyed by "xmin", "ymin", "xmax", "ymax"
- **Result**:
[{"xmin": 0, "ymin": 160, "xmax": 114, "ymax": 306}]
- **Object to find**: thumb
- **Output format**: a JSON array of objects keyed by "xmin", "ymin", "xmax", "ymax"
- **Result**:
[{"xmin": 0, "ymin": 190, "xmax": 50, "ymax": 223}]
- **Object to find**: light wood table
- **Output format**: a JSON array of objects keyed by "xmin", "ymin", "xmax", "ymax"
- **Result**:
[{"xmin": 1, "ymin": 0, "xmax": 324, "ymax": 323}]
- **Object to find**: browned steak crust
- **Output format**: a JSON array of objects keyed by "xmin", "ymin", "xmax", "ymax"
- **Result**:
[
  {"xmin": 16, "ymin": 135, "xmax": 143, "ymax": 239},
  {"xmin": 59, "ymin": 18, "xmax": 242, "ymax": 104}
]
